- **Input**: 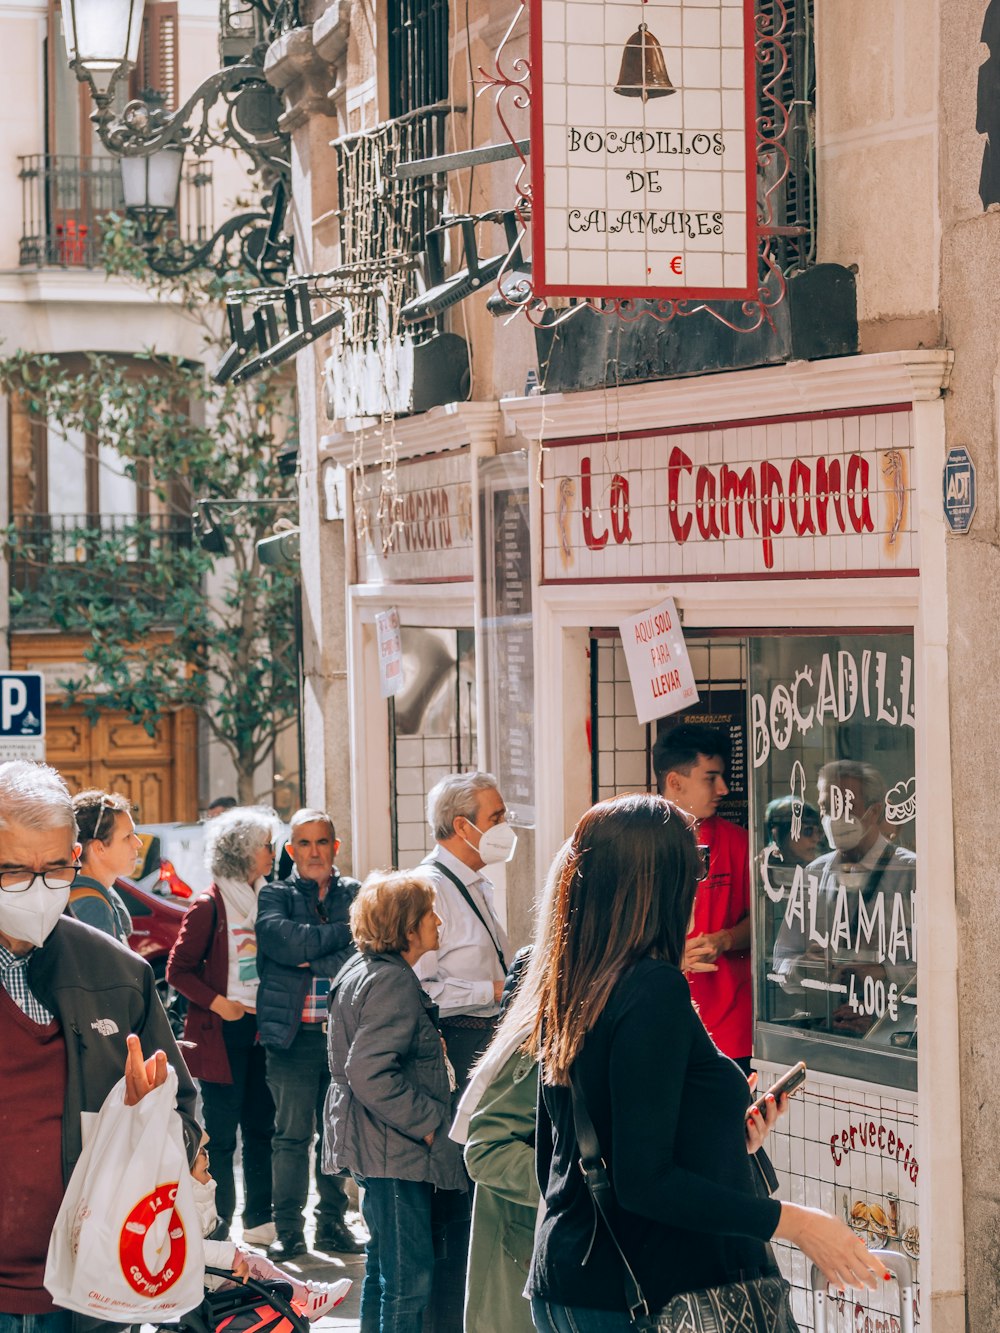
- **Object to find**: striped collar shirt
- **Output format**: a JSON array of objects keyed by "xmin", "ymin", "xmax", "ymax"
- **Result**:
[{"xmin": 0, "ymin": 942, "xmax": 53, "ymax": 1025}]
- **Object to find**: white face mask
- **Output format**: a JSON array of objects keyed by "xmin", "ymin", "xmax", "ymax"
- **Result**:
[
  {"xmin": 0, "ymin": 879, "xmax": 70, "ymax": 948},
  {"xmin": 822, "ymin": 814, "xmax": 867, "ymax": 852},
  {"xmin": 191, "ymin": 1176, "xmax": 218, "ymax": 1238},
  {"xmin": 463, "ymin": 821, "xmax": 518, "ymax": 865}
]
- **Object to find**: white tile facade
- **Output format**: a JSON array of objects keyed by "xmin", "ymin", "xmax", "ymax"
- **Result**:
[{"xmin": 758, "ymin": 1063, "xmax": 921, "ymax": 1331}]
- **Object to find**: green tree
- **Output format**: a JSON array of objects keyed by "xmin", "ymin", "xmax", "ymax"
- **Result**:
[{"xmin": 1, "ymin": 224, "xmax": 299, "ymax": 805}]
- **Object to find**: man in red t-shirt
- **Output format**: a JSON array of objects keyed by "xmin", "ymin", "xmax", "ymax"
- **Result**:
[{"xmin": 653, "ymin": 723, "xmax": 752, "ymax": 1073}]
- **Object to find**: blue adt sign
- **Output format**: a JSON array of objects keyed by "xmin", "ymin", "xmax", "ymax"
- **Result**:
[
  {"xmin": 943, "ymin": 446, "xmax": 976, "ymax": 533},
  {"xmin": 0, "ymin": 671, "xmax": 45, "ymax": 760}
]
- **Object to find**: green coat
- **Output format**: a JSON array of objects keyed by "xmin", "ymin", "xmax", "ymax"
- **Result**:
[{"xmin": 464, "ymin": 1048, "xmax": 540, "ymax": 1333}]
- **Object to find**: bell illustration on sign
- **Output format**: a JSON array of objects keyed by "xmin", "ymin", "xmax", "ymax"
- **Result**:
[{"xmin": 614, "ymin": 23, "xmax": 676, "ymax": 101}]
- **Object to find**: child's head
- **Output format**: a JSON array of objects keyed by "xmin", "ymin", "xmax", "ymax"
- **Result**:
[{"xmin": 193, "ymin": 1133, "xmax": 213, "ymax": 1185}]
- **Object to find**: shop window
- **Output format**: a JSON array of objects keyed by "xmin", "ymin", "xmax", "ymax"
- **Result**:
[
  {"xmin": 588, "ymin": 627, "xmax": 917, "ymax": 1091},
  {"xmin": 750, "ymin": 632, "xmax": 916, "ymax": 1089},
  {"xmin": 389, "ymin": 627, "xmax": 477, "ymax": 865}
]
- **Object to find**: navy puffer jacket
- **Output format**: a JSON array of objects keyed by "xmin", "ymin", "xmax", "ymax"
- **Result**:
[{"xmin": 255, "ymin": 869, "xmax": 360, "ymax": 1050}]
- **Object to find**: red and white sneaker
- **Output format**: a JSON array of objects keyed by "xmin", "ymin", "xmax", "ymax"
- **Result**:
[{"xmin": 291, "ymin": 1279, "xmax": 353, "ymax": 1321}]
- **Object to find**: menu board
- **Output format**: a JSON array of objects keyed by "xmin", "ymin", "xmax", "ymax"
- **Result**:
[{"xmin": 479, "ymin": 454, "xmax": 536, "ymax": 825}]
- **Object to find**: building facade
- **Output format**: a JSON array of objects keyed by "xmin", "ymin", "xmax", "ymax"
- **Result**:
[{"xmin": 264, "ymin": 0, "xmax": 1000, "ymax": 1327}]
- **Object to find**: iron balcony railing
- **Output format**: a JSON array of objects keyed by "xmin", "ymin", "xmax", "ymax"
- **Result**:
[
  {"xmin": 18, "ymin": 154, "xmax": 215, "ymax": 269},
  {"xmin": 8, "ymin": 513, "xmax": 193, "ymax": 625}
]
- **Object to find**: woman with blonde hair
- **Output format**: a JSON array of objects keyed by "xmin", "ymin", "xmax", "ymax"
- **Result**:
[
  {"xmin": 322, "ymin": 869, "xmax": 465, "ymax": 1333},
  {"xmin": 525, "ymin": 793, "xmax": 888, "ymax": 1333}
]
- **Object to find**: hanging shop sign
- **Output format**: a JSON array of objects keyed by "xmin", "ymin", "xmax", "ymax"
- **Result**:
[
  {"xmin": 619, "ymin": 596, "xmax": 699, "ymax": 723},
  {"xmin": 542, "ymin": 407, "xmax": 917, "ymax": 582},
  {"xmin": 530, "ymin": 0, "xmax": 756, "ymax": 299},
  {"xmin": 354, "ymin": 451, "xmax": 474, "ymax": 583},
  {"xmin": 374, "ymin": 608, "xmax": 404, "ymax": 698}
]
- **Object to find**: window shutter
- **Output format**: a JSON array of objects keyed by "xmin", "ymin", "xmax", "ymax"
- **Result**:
[{"xmin": 130, "ymin": 1, "xmax": 179, "ymax": 111}]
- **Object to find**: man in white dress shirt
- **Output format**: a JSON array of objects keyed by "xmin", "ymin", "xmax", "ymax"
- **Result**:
[
  {"xmin": 415, "ymin": 771, "xmax": 514, "ymax": 1089},
  {"xmin": 414, "ymin": 772, "xmax": 516, "ymax": 1333}
]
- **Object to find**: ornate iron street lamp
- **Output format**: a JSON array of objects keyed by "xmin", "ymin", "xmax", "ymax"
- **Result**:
[{"xmin": 62, "ymin": 0, "xmax": 295, "ymax": 281}]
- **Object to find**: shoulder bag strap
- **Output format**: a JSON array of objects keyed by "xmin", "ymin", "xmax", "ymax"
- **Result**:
[
  {"xmin": 568, "ymin": 1068, "xmax": 651, "ymax": 1323},
  {"xmin": 420, "ymin": 857, "xmax": 508, "ymax": 974}
]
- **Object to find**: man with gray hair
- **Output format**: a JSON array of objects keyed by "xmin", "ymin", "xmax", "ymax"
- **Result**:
[
  {"xmin": 0, "ymin": 760, "xmax": 199, "ymax": 1333},
  {"xmin": 256, "ymin": 808, "xmax": 363, "ymax": 1259},
  {"xmin": 416, "ymin": 771, "xmax": 514, "ymax": 1088}
]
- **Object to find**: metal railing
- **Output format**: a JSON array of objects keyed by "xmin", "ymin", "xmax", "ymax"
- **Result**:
[
  {"xmin": 8, "ymin": 513, "xmax": 192, "ymax": 624},
  {"xmin": 18, "ymin": 154, "xmax": 215, "ymax": 269}
]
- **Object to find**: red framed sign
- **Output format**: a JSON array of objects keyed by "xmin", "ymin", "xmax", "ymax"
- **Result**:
[{"xmin": 529, "ymin": 0, "xmax": 758, "ymax": 300}]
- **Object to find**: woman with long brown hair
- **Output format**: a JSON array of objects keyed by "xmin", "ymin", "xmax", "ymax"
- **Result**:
[{"xmin": 526, "ymin": 793, "xmax": 886, "ymax": 1333}]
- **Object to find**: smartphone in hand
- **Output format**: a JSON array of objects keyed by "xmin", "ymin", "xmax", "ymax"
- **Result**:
[{"xmin": 747, "ymin": 1060, "xmax": 806, "ymax": 1118}]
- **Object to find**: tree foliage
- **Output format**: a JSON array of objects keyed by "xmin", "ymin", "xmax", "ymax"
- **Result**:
[{"xmin": 1, "ymin": 219, "xmax": 299, "ymax": 803}]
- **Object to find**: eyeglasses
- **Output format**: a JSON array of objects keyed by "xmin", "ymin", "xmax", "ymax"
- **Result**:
[{"xmin": 0, "ymin": 865, "xmax": 82, "ymax": 894}]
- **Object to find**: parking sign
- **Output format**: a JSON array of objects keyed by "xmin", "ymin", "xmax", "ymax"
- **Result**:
[{"xmin": 0, "ymin": 672, "xmax": 45, "ymax": 760}]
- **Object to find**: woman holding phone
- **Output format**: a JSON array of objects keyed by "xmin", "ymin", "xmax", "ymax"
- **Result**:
[{"xmin": 526, "ymin": 793, "xmax": 888, "ymax": 1333}]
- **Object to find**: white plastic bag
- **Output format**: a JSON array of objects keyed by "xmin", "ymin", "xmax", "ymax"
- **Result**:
[{"xmin": 45, "ymin": 1066, "xmax": 205, "ymax": 1323}]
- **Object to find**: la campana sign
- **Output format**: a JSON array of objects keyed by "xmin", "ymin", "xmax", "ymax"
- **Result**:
[
  {"xmin": 542, "ymin": 408, "xmax": 917, "ymax": 582},
  {"xmin": 530, "ymin": 0, "xmax": 756, "ymax": 298}
]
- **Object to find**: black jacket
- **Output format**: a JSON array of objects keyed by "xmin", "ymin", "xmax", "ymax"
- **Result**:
[
  {"xmin": 256, "ymin": 869, "xmax": 360, "ymax": 1049},
  {"xmin": 25, "ymin": 917, "xmax": 201, "ymax": 1185}
]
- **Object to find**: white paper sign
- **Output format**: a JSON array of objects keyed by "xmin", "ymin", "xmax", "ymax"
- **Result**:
[
  {"xmin": 375, "ymin": 608, "xmax": 404, "ymax": 699},
  {"xmin": 619, "ymin": 597, "xmax": 699, "ymax": 723}
]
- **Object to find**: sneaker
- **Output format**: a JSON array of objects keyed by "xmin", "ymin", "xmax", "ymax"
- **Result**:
[
  {"xmin": 291, "ymin": 1279, "xmax": 353, "ymax": 1321},
  {"xmin": 268, "ymin": 1231, "xmax": 307, "ymax": 1259},
  {"xmin": 242, "ymin": 1222, "xmax": 277, "ymax": 1248}
]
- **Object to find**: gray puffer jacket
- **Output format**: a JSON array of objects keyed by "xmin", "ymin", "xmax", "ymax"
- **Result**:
[{"xmin": 322, "ymin": 951, "xmax": 466, "ymax": 1191}]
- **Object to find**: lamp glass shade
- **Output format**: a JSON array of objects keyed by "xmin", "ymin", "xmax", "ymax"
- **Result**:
[
  {"xmin": 64, "ymin": 0, "xmax": 145, "ymax": 80},
  {"xmin": 121, "ymin": 146, "xmax": 185, "ymax": 214}
]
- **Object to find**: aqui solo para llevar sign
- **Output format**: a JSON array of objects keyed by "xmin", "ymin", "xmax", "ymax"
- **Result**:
[{"xmin": 530, "ymin": 0, "xmax": 756, "ymax": 299}]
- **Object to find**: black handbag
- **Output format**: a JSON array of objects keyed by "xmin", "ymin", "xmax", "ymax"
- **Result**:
[{"xmin": 568, "ymin": 1071, "xmax": 800, "ymax": 1333}]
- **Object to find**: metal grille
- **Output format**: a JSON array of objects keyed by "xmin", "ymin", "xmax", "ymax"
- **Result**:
[
  {"xmin": 757, "ymin": 0, "xmax": 816, "ymax": 272},
  {"xmin": 389, "ymin": 627, "xmax": 477, "ymax": 866},
  {"xmin": 18, "ymin": 154, "xmax": 214, "ymax": 269},
  {"xmin": 590, "ymin": 634, "xmax": 748, "ymax": 807},
  {"xmin": 387, "ymin": 0, "xmax": 449, "ymax": 120},
  {"xmin": 8, "ymin": 513, "xmax": 192, "ymax": 625}
]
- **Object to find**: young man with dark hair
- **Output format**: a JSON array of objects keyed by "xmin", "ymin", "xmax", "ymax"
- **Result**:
[{"xmin": 652, "ymin": 723, "xmax": 753, "ymax": 1074}]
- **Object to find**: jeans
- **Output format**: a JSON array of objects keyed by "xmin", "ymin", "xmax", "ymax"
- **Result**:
[
  {"xmin": 356, "ymin": 1176, "xmax": 434, "ymax": 1333},
  {"xmin": 200, "ymin": 1012, "xmax": 275, "ymax": 1231},
  {"xmin": 266, "ymin": 1024, "xmax": 348, "ymax": 1233},
  {"xmin": 530, "ymin": 1299, "xmax": 632, "ymax": 1333},
  {"xmin": 0, "ymin": 1315, "xmax": 72, "ymax": 1333}
]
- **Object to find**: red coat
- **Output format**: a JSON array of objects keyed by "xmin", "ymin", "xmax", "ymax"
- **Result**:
[{"xmin": 166, "ymin": 886, "xmax": 234, "ymax": 1083}]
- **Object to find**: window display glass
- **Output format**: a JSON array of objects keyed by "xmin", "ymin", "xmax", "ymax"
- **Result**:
[{"xmin": 750, "ymin": 633, "xmax": 916, "ymax": 1087}]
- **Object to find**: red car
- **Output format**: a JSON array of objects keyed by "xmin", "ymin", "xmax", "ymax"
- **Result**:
[{"xmin": 114, "ymin": 875, "xmax": 189, "ymax": 1035}]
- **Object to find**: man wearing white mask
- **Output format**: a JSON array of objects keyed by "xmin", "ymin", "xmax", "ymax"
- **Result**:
[
  {"xmin": 0, "ymin": 759, "xmax": 199, "ymax": 1333},
  {"xmin": 772, "ymin": 760, "xmax": 916, "ymax": 1037},
  {"xmin": 415, "ymin": 773, "xmax": 514, "ymax": 1333},
  {"xmin": 416, "ymin": 771, "xmax": 514, "ymax": 1090}
]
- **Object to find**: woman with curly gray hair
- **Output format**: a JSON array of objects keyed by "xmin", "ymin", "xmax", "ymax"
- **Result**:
[{"xmin": 167, "ymin": 807, "xmax": 281, "ymax": 1244}]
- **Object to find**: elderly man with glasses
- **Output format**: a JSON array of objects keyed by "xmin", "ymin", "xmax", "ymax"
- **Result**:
[{"xmin": 0, "ymin": 759, "xmax": 199, "ymax": 1333}]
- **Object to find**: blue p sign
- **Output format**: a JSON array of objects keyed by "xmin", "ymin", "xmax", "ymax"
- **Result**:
[{"xmin": 0, "ymin": 673, "xmax": 45, "ymax": 758}]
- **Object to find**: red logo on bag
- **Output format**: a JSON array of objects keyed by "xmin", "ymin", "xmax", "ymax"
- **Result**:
[{"xmin": 118, "ymin": 1183, "xmax": 187, "ymax": 1296}]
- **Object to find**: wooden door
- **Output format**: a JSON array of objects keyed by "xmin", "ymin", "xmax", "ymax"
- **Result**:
[{"xmin": 46, "ymin": 705, "xmax": 198, "ymax": 822}]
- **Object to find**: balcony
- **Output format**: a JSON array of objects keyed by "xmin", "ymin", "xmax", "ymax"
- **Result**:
[
  {"xmin": 18, "ymin": 154, "xmax": 215, "ymax": 270},
  {"xmin": 8, "ymin": 513, "xmax": 193, "ymax": 626}
]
